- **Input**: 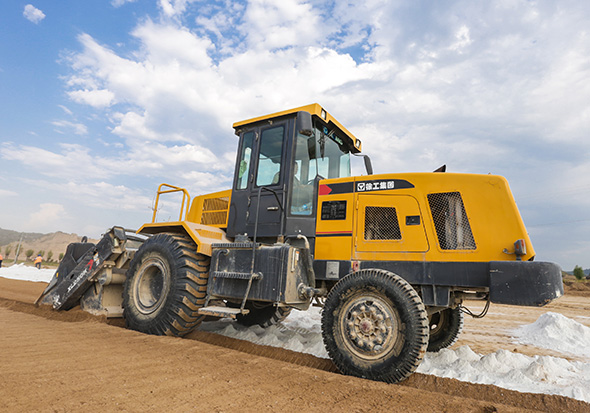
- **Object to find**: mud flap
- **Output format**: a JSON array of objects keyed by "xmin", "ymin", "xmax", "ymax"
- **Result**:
[{"xmin": 489, "ymin": 261, "xmax": 564, "ymax": 306}]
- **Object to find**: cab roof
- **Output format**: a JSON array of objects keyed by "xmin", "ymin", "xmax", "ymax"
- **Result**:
[{"xmin": 232, "ymin": 103, "xmax": 362, "ymax": 153}]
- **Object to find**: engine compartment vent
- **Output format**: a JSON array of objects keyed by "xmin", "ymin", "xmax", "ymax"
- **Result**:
[
  {"xmin": 427, "ymin": 192, "xmax": 476, "ymax": 250},
  {"xmin": 364, "ymin": 206, "xmax": 401, "ymax": 240},
  {"xmin": 190, "ymin": 190, "xmax": 231, "ymax": 228},
  {"xmin": 203, "ymin": 197, "xmax": 229, "ymax": 212}
]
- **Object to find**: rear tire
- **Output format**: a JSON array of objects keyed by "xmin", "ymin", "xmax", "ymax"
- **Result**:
[
  {"xmin": 321, "ymin": 269, "xmax": 429, "ymax": 383},
  {"xmin": 235, "ymin": 302, "xmax": 292, "ymax": 328},
  {"xmin": 123, "ymin": 233, "xmax": 209, "ymax": 337},
  {"xmin": 427, "ymin": 307, "xmax": 464, "ymax": 352}
]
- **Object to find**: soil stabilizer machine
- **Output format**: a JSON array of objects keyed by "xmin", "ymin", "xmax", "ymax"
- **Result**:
[{"xmin": 38, "ymin": 103, "xmax": 563, "ymax": 384}]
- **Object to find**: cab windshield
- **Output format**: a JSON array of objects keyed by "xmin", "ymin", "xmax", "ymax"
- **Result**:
[{"xmin": 291, "ymin": 122, "xmax": 351, "ymax": 215}]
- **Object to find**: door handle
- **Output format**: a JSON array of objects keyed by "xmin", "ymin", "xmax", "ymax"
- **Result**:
[{"xmin": 267, "ymin": 206, "xmax": 279, "ymax": 211}]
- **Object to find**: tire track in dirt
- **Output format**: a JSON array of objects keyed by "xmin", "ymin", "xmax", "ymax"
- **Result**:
[
  {"xmin": 0, "ymin": 298, "xmax": 587, "ymax": 412},
  {"xmin": 1, "ymin": 277, "xmax": 589, "ymax": 412}
]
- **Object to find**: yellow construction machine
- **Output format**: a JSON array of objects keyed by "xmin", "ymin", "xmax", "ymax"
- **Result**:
[{"xmin": 38, "ymin": 103, "xmax": 563, "ymax": 383}]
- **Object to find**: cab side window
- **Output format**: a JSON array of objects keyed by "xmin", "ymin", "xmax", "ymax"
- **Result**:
[
  {"xmin": 256, "ymin": 125, "xmax": 285, "ymax": 186},
  {"xmin": 236, "ymin": 131, "xmax": 254, "ymax": 189}
]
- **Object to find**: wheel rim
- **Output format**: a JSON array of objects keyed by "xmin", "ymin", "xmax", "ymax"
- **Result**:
[
  {"xmin": 429, "ymin": 310, "xmax": 447, "ymax": 336},
  {"xmin": 338, "ymin": 293, "xmax": 404, "ymax": 361},
  {"xmin": 134, "ymin": 256, "xmax": 169, "ymax": 315}
]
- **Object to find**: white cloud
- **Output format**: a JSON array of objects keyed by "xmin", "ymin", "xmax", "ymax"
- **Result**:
[
  {"xmin": 51, "ymin": 120, "xmax": 88, "ymax": 135},
  {"xmin": 23, "ymin": 4, "xmax": 45, "ymax": 24},
  {"xmin": 111, "ymin": 111, "xmax": 160, "ymax": 141},
  {"xmin": 1, "ymin": 143, "xmax": 110, "ymax": 180},
  {"xmin": 26, "ymin": 203, "xmax": 66, "ymax": 232},
  {"xmin": 239, "ymin": 0, "xmax": 325, "ymax": 50},
  {"xmin": 111, "ymin": 0, "xmax": 137, "ymax": 7},
  {"xmin": 159, "ymin": 0, "xmax": 197, "ymax": 18},
  {"xmin": 61, "ymin": 181, "xmax": 153, "ymax": 212},
  {"xmin": 525, "ymin": 44, "xmax": 590, "ymax": 143},
  {"xmin": 0, "ymin": 189, "xmax": 18, "ymax": 197},
  {"xmin": 133, "ymin": 20, "xmax": 214, "ymax": 67},
  {"xmin": 1, "ymin": 137, "xmax": 230, "ymax": 193},
  {"xmin": 58, "ymin": 105, "xmax": 74, "ymax": 116},
  {"xmin": 68, "ymin": 89, "xmax": 115, "ymax": 108},
  {"xmin": 59, "ymin": 2, "xmax": 590, "ymax": 180},
  {"xmin": 449, "ymin": 25, "xmax": 472, "ymax": 52},
  {"xmin": 140, "ymin": 142, "xmax": 219, "ymax": 166},
  {"xmin": 5, "ymin": 0, "xmax": 589, "ymax": 268}
]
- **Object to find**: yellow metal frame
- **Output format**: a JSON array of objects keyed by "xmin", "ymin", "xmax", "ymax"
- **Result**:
[
  {"xmin": 138, "ymin": 221, "xmax": 229, "ymax": 256},
  {"xmin": 151, "ymin": 183, "xmax": 191, "ymax": 223},
  {"xmin": 141, "ymin": 184, "xmax": 231, "ymax": 257},
  {"xmin": 232, "ymin": 103, "xmax": 362, "ymax": 153}
]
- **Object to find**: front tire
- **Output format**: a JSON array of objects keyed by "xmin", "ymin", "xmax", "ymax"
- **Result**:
[
  {"xmin": 123, "ymin": 233, "xmax": 209, "ymax": 337},
  {"xmin": 321, "ymin": 269, "xmax": 429, "ymax": 383}
]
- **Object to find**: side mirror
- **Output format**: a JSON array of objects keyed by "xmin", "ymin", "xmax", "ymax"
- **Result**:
[
  {"xmin": 353, "ymin": 153, "xmax": 374, "ymax": 175},
  {"xmin": 307, "ymin": 136, "xmax": 316, "ymax": 160},
  {"xmin": 296, "ymin": 111, "xmax": 313, "ymax": 136},
  {"xmin": 363, "ymin": 155, "xmax": 374, "ymax": 175}
]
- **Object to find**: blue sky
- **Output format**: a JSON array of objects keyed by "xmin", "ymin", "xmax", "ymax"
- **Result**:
[{"xmin": 0, "ymin": 0, "xmax": 589, "ymax": 270}]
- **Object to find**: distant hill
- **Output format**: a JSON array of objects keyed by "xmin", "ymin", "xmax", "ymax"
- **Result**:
[
  {"xmin": 0, "ymin": 228, "xmax": 97, "ymax": 262},
  {"xmin": 0, "ymin": 228, "xmax": 45, "ymax": 247}
]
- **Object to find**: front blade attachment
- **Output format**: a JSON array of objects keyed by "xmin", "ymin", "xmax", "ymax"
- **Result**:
[{"xmin": 36, "ymin": 227, "xmax": 129, "ymax": 310}]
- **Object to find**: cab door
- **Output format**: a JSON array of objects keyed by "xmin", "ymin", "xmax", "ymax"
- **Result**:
[
  {"xmin": 355, "ymin": 195, "xmax": 429, "ymax": 253},
  {"xmin": 227, "ymin": 121, "xmax": 289, "ymax": 238},
  {"xmin": 246, "ymin": 122, "xmax": 287, "ymax": 236}
]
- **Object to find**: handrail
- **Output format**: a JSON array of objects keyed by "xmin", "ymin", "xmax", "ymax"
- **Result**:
[{"xmin": 151, "ymin": 183, "xmax": 191, "ymax": 223}]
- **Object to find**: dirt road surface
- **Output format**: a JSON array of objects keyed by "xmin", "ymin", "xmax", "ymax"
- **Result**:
[{"xmin": 1, "ymin": 277, "xmax": 588, "ymax": 412}]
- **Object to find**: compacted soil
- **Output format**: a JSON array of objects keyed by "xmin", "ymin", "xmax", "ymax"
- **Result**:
[{"xmin": 0, "ymin": 277, "xmax": 588, "ymax": 412}]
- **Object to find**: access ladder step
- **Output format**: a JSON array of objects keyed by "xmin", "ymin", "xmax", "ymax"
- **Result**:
[
  {"xmin": 211, "ymin": 271, "xmax": 261, "ymax": 280},
  {"xmin": 197, "ymin": 306, "xmax": 250, "ymax": 318}
]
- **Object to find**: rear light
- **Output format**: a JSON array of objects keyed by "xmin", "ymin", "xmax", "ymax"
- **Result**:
[
  {"xmin": 514, "ymin": 239, "xmax": 526, "ymax": 260},
  {"xmin": 502, "ymin": 239, "xmax": 527, "ymax": 260}
]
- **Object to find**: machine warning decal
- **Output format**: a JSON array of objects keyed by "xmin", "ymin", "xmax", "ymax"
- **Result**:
[
  {"xmin": 319, "ymin": 182, "xmax": 354, "ymax": 195},
  {"xmin": 356, "ymin": 179, "xmax": 414, "ymax": 192},
  {"xmin": 321, "ymin": 200, "xmax": 347, "ymax": 220}
]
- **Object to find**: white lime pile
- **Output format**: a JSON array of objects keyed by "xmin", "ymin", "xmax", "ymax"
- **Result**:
[
  {"xmin": 0, "ymin": 263, "xmax": 54, "ymax": 282},
  {"xmin": 513, "ymin": 312, "xmax": 590, "ymax": 359}
]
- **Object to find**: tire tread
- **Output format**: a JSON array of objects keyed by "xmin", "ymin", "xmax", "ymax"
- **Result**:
[
  {"xmin": 123, "ymin": 233, "xmax": 209, "ymax": 337},
  {"xmin": 321, "ymin": 269, "xmax": 428, "ymax": 383}
]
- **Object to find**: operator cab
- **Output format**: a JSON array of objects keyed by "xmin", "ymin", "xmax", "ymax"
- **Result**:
[{"xmin": 227, "ymin": 104, "xmax": 362, "ymax": 242}]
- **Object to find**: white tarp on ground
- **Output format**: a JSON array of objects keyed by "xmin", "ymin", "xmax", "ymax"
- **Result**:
[
  {"xmin": 200, "ymin": 306, "xmax": 590, "ymax": 403},
  {"xmin": 0, "ymin": 263, "xmax": 55, "ymax": 282}
]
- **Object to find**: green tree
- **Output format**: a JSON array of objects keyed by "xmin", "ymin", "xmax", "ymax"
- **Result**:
[
  {"xmin": 47, "ymin": 251, "xmax": 53, "ymax": 262},
  {"xmin": 4, "ymin": 245, "xmax": 12, "ymax": 258},
  {"xmin": 38, "ymin": 250, "xmax": 45, "ymax": 258},
  {"xmin": 573, "ymin": 265, "xmax": 585, "ymax": 281},
  {"xmin": 59, "ymin": 252, "xmax": 64, "ymax": 261},
  {"xmin": 25, "ymin": 249, "xmax": 34, "ymax": 260}
]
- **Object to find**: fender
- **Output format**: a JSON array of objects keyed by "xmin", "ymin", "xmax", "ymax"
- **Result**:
[{"xmin": 138, "ymin": 221, "xmax": 229, "ymax": 257}]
